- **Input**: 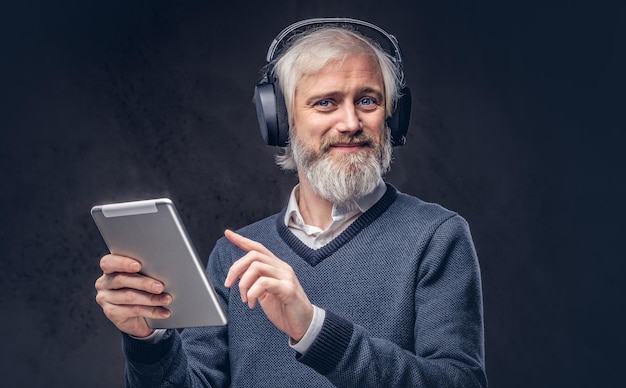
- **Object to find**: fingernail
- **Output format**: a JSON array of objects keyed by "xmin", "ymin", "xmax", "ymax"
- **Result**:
[
  {"xmin": 152, "ymin": 283, "xmax": 162, "ymax": 293},
  {"xmin": 130, "ymin": 262, "xmax": 140, "ymax": 272},
  {"xmin": 161, "ymin": 309, "xmax": 171, "ymax": 318}
]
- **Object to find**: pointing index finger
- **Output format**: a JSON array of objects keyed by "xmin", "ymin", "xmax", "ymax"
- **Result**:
[
  {"xmin": 224, "ymin": 229, "xmax": 272, "ymax": 256},
  {"xmin": 223, "ymin": 229, "xmax": 281, "ymax": 288}
]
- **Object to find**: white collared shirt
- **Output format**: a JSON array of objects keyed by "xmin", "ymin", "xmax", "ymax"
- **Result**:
[
  {"xmin": 284, "ymin": 179, "xmax": 387, "ymax": 249},
  {"xmin": 286, "ymin": 179, "xmax": 386, "ymax": 353}
]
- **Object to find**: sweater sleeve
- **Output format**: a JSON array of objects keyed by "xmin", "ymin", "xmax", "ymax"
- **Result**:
[
  {"xmin": 123, "ymin": 242, "xmax": 232, "ymax": 388},
  {"xmin": 296, "ymin": 214, "xmax": 487, "ymax": 388}
]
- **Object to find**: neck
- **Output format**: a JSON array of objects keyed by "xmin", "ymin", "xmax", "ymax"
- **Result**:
[{"xmin": 296, "ymin": 172, "xmax": 334, "ymax": 230}]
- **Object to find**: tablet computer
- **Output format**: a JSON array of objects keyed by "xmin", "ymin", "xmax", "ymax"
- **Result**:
[{"xmin": 91, "ymin": 198, "xmax": 227, "ymax": 329}]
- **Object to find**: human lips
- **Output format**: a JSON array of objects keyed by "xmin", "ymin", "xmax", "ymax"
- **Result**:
[
  {"xmin": 330, "ymin": 141, "xmax": 369, "ymax": 148},
  {"xmin": 329, "ymin": 142, "xmax": 369, "ymax": 151},
  {"xmin": 322, "ymin": 136, "xmax": 373, "ymax": 153}
]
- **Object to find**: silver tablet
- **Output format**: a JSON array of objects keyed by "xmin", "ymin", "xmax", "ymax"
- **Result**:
[{"xmin": 91, "ymin": 198, "xmax": 227, "ymax": 329}]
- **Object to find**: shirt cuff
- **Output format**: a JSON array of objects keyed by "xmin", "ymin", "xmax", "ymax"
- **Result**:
[
  {"xmin": 129, "ymin": 328, "xmax": 168, "ymax": 344},
  {"xmin": 289, "ymin": 305, "xmax": 326, "ymax": 354}
]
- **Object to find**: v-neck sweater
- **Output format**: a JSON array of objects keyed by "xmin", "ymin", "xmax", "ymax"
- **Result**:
[{"xmin": 122, "ymin": 184, "xmax": 487, "ymax": 388}]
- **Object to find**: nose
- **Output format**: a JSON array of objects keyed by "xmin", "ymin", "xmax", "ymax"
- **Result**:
[{"xmin": 335, "ymin": 103, "xmax": 362, "ymax": 135}]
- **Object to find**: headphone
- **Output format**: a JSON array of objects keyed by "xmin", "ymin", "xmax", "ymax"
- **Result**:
[{"xmin": 253, "ymin": 18, "xmax": 412, "ymax": 147}]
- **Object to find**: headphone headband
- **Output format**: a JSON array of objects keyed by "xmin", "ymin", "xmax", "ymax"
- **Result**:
[{"xmin": 265, "ymin": 18, "xmax": 404, "ymax": 83}]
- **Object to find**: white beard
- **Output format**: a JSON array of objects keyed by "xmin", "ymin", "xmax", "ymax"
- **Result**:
[{"xmin": 291, "ymin": 129, "xmax": 392, "ymax": 204}]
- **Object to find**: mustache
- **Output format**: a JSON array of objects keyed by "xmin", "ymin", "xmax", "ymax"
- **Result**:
[{"xmin": 320, "ymin": 133, "xmax": 376, "ymax": 153}]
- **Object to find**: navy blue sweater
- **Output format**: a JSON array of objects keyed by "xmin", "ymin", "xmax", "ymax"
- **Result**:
[{"xmin": 123, "ymin": 185, "xmax": 487, "ymax": 387}]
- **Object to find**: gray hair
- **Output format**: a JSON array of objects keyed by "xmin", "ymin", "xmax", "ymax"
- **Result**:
[{"xmin": 270, "ymin": 26, "xmax": 403, "ymax": 170}]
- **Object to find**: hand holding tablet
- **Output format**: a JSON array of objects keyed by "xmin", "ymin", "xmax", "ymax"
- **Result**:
[{"xmin": 92, "ymin": 198, "xmax": 227, "ymax": 333}]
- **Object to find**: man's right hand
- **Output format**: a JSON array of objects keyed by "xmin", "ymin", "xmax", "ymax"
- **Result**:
[{"xmin": 95, "ymin": 254, "xmax": 172, "ymax": 338}]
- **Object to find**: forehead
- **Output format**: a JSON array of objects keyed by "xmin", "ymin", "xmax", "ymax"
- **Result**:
[{"xmin": 295, "ymin": 54, "xmax": 384, "ymax": 96}]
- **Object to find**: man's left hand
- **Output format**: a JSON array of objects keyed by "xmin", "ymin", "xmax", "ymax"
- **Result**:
[{"xmin": 223, "ymin": 229, "xmax": 314, "ymax": 342}]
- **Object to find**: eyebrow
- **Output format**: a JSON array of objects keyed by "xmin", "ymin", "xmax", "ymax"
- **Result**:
[{"xmin": 359, "ymin": 87, "xmax": 384, "ymax": 101}]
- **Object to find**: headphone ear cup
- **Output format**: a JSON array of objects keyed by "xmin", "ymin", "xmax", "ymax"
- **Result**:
[
  {"xmin": 254, "ymin": 82, "xmax": 278, "ymax": 146},
  {"xmin": 387, "ymin": 86, "xmax": 412, "ymax": 146},
  {"xmin": 253, "ymin": 81, "xmax": 290, "ymax": 147},
  {"xmin": 274, "ymin": 83, "xmax": 290, "ymax": 147}
]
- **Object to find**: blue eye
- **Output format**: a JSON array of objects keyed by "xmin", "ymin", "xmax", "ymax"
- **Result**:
[
  {"xmin": 316, "ymin": 99, "xmax": 331, "ymax": 107},
  {"xmin": 360, "ymin": 97, "xmax": 374, "ymax": 106}
]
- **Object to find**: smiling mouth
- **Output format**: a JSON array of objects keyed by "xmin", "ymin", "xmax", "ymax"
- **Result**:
[
  {"xmin": 322, "ymin": 136, "xmax": 373, "ymax": 152},
  {"xmin": 331, "ymin": 142, "xmax": 368, "ymax": 148},
  {"xmin": 326, "ymin": 142, "xmax": 371, "ymax": 154}
]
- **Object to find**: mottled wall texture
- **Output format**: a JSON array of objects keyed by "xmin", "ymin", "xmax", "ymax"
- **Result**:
[{"xmin": 1, "ymin": 1, "xmax": 624, "ymax": 387}]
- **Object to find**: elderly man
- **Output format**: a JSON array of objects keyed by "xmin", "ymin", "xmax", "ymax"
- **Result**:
[{"xmin": 95, "ymin": 18, "xmax": 487, "ymax": 387}]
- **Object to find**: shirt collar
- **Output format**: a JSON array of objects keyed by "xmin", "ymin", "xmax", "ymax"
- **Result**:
[{"xmin": 283, "ymin": 178, "xmax": 387, "ymax": 228}]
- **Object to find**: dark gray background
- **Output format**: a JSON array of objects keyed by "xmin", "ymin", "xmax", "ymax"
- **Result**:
[{"xmin": 1, "ymin": 1, "xmax": 624, "ymax": 387}]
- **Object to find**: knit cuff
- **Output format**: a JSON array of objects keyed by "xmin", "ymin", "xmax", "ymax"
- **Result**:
[
  {"xmin": 122, "ymin": 329, "xmax": 177, "ymax": 365},
  {"xmin": 296, "ymin": 310, "xmax": 354, "ymax": 375}
]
